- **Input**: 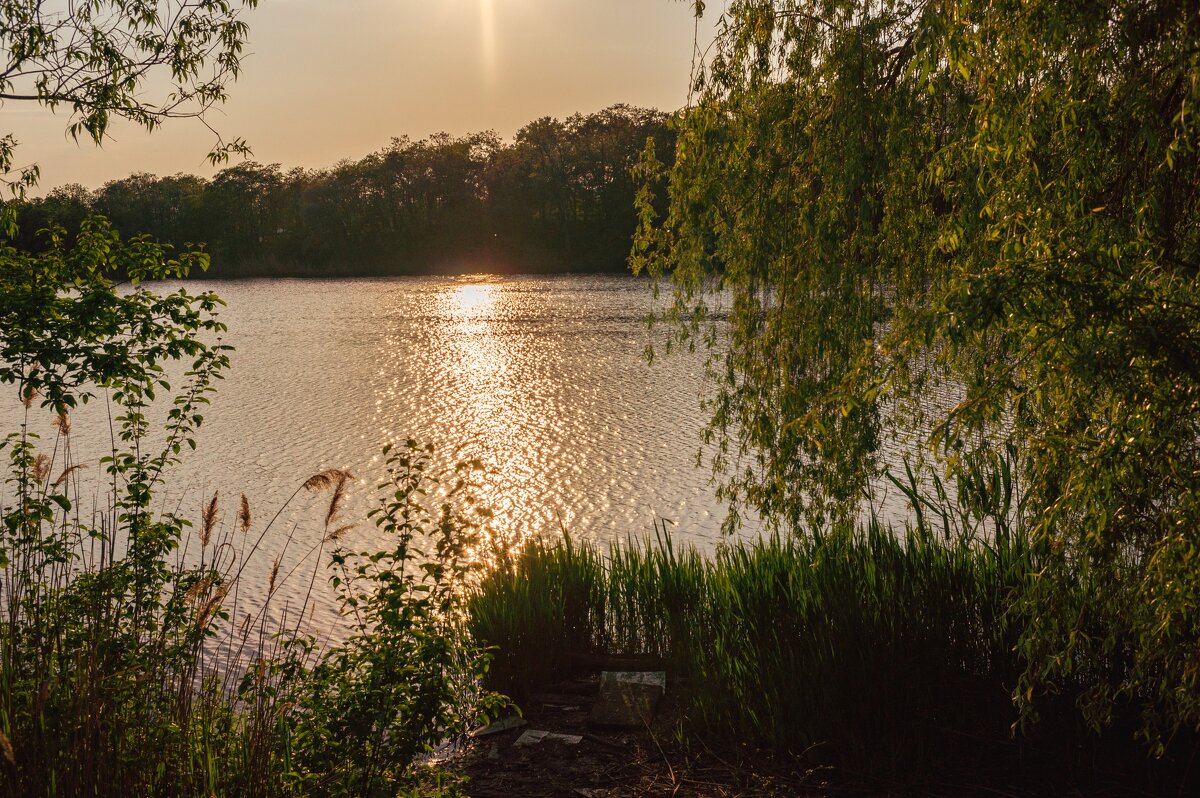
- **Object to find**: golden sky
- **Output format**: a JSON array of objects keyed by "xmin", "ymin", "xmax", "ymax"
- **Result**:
[{"xmin": 10, "ymin": 0, "xmax": 716, "ymax": 191}]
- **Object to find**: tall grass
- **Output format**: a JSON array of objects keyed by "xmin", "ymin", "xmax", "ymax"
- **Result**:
[
  {"xmin": 470, "ymin": 520, "xmax": 1044, "ymax": 763},
  {"xmin": 0, "ymin": 396, "xmax": 497, "ymax": 797}
]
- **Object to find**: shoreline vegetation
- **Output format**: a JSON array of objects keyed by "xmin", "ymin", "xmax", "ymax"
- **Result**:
[
  {"xmin": 465, "ymin": 525, "xmax": 1198, "ymax": 795},
  {"xmin": 0, "ymin": 225, "xmax": 1195, "ymax": 797}
]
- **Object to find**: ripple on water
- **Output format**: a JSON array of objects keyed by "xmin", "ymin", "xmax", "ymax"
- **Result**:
[{"xmin": 0, "ymin": 274, "xmax": 752, "ymax": 637}]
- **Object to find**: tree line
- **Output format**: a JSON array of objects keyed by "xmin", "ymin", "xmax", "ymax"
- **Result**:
[{"xmin": 11, "ymin": 105, "xmax": 674, "ymax": 276}]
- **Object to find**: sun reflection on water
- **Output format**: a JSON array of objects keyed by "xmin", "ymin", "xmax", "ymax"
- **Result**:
[
  {"xmin": 382, "ymin": 275, "xmax": 552, "ymax": 558},
  {"xmin": 449, "ymin": 279, "xmax": 525, "ymax": 537},
  {"xmin": 453, "ymin": 281, "xmax": 496, "ymax": 318},
  {"xmin": 360, "ymin": 273, "xmax": 724, "ymax": 570}
]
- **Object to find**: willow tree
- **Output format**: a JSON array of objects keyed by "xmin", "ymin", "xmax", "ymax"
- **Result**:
[{"xmin": 635, "ymin": 0, "xmax": 1200, "ymax": 746}]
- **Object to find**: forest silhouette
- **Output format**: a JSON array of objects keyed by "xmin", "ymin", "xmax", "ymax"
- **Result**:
[{"xmin": 13, "ymin": 105, "xmax": 674, "ymax": 276}]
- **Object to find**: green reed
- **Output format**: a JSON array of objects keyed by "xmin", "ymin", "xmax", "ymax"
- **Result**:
[{"xmin": 469, "ymin": 519, "xmax": 1044, "ymax": 763}]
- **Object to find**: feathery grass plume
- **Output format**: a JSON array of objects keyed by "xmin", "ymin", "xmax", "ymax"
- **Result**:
[
  {"xmin": 238, "ymin": 493, "xmax": 251, "ymax": 533},
  {"xmin": 195, "ymin": 585, "xmax": 228, "ymax": 631},
  {"xmin": 52, "ymin": 412, "xmax": 70, "ymax": 436},
  {"xmin": 325, "ymin": 474, "xmax": 350, "ymax": 526},
  {"xmin": 31, "ymin": 454, "xmax": 50, "ymax": 484},
  {"xmin": 201, "ymin": 491, "xmax": 219, "ymax": 547},
  {"xmin": 324, "ymin": 523, "xmax": 356, "ymax": 543},
  {"xmin": 51, "ymin": 464, "xmax": 86, "ymax": 489},
  {"xmin": 303, "ymin": 468, "xmax": 355, "ymax": 492},
  {"xmin": 268, "ymin": 557, "xmax": 281, "ymax": 594},
  {"xmin": 185, "ymin": 574, "xmax": 216, "ymax": 605},
  {"xmin": 20, "ymin": 386, "xmax": 37, "ymax": 410}
]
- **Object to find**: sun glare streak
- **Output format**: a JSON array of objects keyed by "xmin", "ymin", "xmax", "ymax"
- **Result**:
[{"xmin": 480, "ymin": 0, "xmax": 497, "ymax": 85}]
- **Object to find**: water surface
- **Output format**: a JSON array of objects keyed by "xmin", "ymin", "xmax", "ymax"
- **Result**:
[{"xmin": 4, "ymin": 275, "xmax": 747, "ymax": 628}]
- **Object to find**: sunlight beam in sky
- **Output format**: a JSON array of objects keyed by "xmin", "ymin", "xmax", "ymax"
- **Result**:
[{"xmin": 480, "ymin": 0, "xmax": 497, "ymax": 85}]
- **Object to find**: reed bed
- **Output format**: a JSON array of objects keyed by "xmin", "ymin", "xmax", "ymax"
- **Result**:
[{"xmin": 470, "ymin": 520, "xmax": 1043, "ymax": 764}]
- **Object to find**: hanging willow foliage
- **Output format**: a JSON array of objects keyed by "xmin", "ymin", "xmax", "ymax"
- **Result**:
[{"xmin": 634, "ymin": 0, "xmax": 1200, "ymax": 748}]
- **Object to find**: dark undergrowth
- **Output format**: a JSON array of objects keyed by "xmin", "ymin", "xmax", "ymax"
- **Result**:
[{"xmin": 467, "ymin": 523, "xmax": 1200, "ymax": 793}]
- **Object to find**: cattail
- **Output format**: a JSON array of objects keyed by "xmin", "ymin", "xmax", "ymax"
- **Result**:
[
  {"xmin": 303, "ymin": 468, "xmax": 354, "ymax": 492},
  {"xmin": 325, "ymin": 474, "xmax": 349, "ymax": 526},
  {"xmin": 31, "ymin": 454, "xmax": 50, "ymax": 485},
  {"xmin": 238, "ymin": 493, "xmax": 251, "ymax": 533},
  {"xmin": 52, "ymin": 464, "xmax": 86, "ymax": 489},
  {"xmin": 268, "ymin": 557, "xmax": 281, "ymax": 594},
  {"xmin": 324, "ymin": 523, "xmax": 356, "ymax": 543},
  {"xmin": 201, "ymin": 492, "xmax": 218, "ymax": 547},
  {"xmin": 53, "ymin": 412, "xmax": 71, "ymax": 436}
]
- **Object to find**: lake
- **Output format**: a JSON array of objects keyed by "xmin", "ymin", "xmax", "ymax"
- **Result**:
[{"xmin": 2, "ymin": 274, "xmax": 756, "ymax": 628}]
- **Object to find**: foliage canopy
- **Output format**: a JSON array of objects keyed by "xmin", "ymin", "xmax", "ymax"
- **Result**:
[
  {"xmin": 635, "ymin": 0, "xmax": 1200, "ymax": 746},
  {"xmin": 0, "ymin": 0, "xmax": 257, "ymax": 199}
]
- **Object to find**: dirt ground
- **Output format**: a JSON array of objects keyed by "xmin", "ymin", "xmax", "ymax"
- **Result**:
[
  {"xmin": 443, "ymin": 675, "xmax": 817, "ymax": 797},
  {"xmin": 442, "ymin": 673, "xmax": 1194, "ymax": 798}
]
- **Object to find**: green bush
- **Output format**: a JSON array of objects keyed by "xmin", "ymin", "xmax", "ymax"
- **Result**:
[{"xmin": 287, "ymin": 442, "xmax": 507, "ymax": 796}]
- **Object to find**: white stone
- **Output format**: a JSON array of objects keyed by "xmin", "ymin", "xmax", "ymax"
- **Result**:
[
  {"xmin": 513, "ymin": 729, "xmax": 583, "ymax": 747},
  {"xmin": 600, "ymin": 671, "xmax": 666, "ymax": 689}
]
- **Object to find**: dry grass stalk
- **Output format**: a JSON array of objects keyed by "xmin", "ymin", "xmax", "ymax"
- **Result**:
[
  {"xmin": 325, "ymin": 475, "xmax": 349, "ymax": 526},
  {"xmin": 303, "ymin": 468, "xmax": 354, "ymax": 492},
  {"xmin": 53, "ymin": 412, "xmax": 71, "ymax": 436},
  {"xmin": 52, "ymin": 464, "xmax": 86, "ymax": 488},
  {"xmin": 185, "ymin": 574, "xmax": 216, "ymax": 605},
  {"xmin": 238, "ymin": 493, "xmax": 252, "ymax": 533},
  {"xmin": 31, "ymin": 454, "xmax": 50, "ymax": 484},
  {"xmin": 201, "ymin": 492, "xmax": 219, "ymax": 547},
  {"xmin": 195, "ymin": 585, "xmax": 229, "ymax": 631},
  {"xmin": 268, "ymin": 557, "xmax": 281, "ymax": 594},
  {"xmin": 253, "ymin": 657, "xmax": 267, "ymax": 684},
  {"xmin": 324, "ymin": 523, "xmax": 356, "ymax": 543}
]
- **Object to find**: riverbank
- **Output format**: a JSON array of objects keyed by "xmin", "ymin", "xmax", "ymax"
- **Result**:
[{"xmin": 465, "ymin": 526, "xmax": 1199, "ymax": 795}]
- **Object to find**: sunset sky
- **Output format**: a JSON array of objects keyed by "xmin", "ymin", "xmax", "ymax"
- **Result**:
[{"xmin": 7, "ymin": 0, "xmax": 717, "ymax": 192}]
